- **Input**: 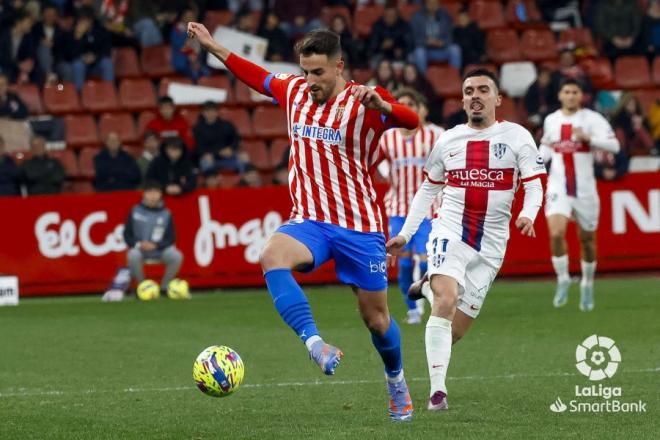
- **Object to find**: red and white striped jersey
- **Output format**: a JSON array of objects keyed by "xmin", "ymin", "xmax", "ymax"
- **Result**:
[
  {"xmin": 264, "ymin": 74, "xmax": 400, "ymax": 233},
  {"xmin": 539, "ymin": 109, "xmax": 619, "ymax": 199},
  {"xmin": 378, "ymin": 125, "xmax": 443, "ymax": 217}
]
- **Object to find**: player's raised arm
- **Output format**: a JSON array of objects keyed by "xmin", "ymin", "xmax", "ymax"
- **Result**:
[{"xmin": 351, "ymin": 85, "xmax": 419, "ymax": 129}]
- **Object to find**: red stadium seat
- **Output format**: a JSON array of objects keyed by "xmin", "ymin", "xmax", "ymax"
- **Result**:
[
  {"xmin": 320, "ymin": 6, "xmax": 352, "ymax": 27},
  {"xmin": 351, "ymin": 68, "xmax": 374, "ymax": 85},
  {"xmin": 203, "ymin": 10, "xmax": 233, "ymax": 32},
  {"xmin": 252, "ymin": 107, "xmax": 288, "ymax": 139},
  {"xmin": 558, "ymin": 27, "xmax": 596, "ymax": 51},
  {"xmin": 81, "ymin": 80, "xmax": 120, "ymax": 113},
  {"xmin": 270, "ymin": 138, "xmax": 290, "ymax": 168},
  {"xmin": 614, "ymin": 56, "xmax": 652, "ymax": 89},
  {"xmin": 113, "ymin": 47, "xmax": 142, "ymax": 78},
  {"xmin": 579, "ymin": 57, "xmax": 615, "ymax": 90},
  {"xmin": 520, "ymin": 29, "xmax": 558, "ymax": 62},
  {"xmin": 354, "ymin": 5, "xmax": 385, "ymax": 38},
  {"xmin": 99, "ymin": 112, "xmax": 138, "ymax": 144},
  {"xmin": 43, "ymin": 82, "xmax": 81, "ymax": 114},
  {"xmin": 67, "ymin": 181, "xmax": 95, "ymax": 193},
  {"xmin": 158, "ymin": 77, "xmax": 193, "ymax": 97},
  {"xmin": 64, "ymin": 114, "xmax": 99, "ymax": 149},
  {"xmin": 234, "ymin": 81, "xmax": 269, "ymax": 106},
  {"xmin": 399, "ymin": 3, "xmax": 421, "ymax": 21},
  {"xmin": 9, "ymin": 83, "xmax": 43, "ymax": 114},
  {"xmin": 498, "ymin": 97, "xmax": 523, "ymax": 124},
  {"xmin": 137, "ymin": 111, "xmax": 157, "ymax": 135},
  {"xmin": 241, "ymin": 140, "xmax": 271, "ymax": 170},
  {"xmin": 122, "ymin": 145, "xmax": 142, "ymax": 159},
  {"xmin": 219, "ymin": 108, "xmax": 253, "ymax": 138},
  {"xmin": 634, "ymin": 88, "xmax": 660, "ymax": 114},
  {"xmin": 504, "ymin": 0, "xmax": 543, "ymax": 28},
  {"xmin": 442, "ymin": 1, "xmax": 463, "ymax": 22},
  {"xmin": 218, "ymin": 173, "xmax": 241, "ymax": 188},
  {"xmin": 78, "ymin": 147, "xmax": 100, "ymax": 179},
  {"xmin": 10, "ymin": 151, "xmax": 31, "ymax": 166},
  {"xmin": 198, "ymin": 75, "xmax": 233, "ymax": 104},
  {"xmin": 141, "ymin": 45, "xmax": 174, "ymax": 78},
  {"xmin": 442, "ymin": 98, "xmax": 464, "ymax": 120},
  {"xmin": 469, "ymin": 0, "xmax": 506, "ymax": 30},
  {"xmin": 486, "ymin": 29, "xmax": 522, "ymax": 63},
  {"xmin": 653, "ymin": 56, "xmax": 660, "ymax": 85},
  {"xmin": 119, "ymin": 78, "xmax": 157, "ymax": 111},
  {"xmin": 49, "ymin": 149, "xmax": 80, "ymax": 178},
  {"xmin": 426, "ymin": 65, "xmax": 462, "ymax": 98}
]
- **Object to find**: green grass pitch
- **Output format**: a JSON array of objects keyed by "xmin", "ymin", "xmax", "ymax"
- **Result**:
[{"xmin": 0, "ymin": 277, "xmax": 658, "ymax": 439}]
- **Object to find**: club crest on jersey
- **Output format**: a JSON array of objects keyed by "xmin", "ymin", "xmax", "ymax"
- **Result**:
[
  {"xmin": 291, "ymin": 123, "xmax": 342, "ymax": 142},
  {"xmin": 492, "ymin": 143, "xmax": 508, "ymax": 159},
  {"xmin": 335, "ymin": 105, "xmax": 345, "ymax": 121}
]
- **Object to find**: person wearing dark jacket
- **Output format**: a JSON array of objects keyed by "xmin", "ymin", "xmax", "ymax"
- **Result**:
[
  {"xmin": 0, "ymin": 135, "xmax": 20, "ymax": 196},
  {"xmin": 0, "ymin": 73, "xmax": 28, "ymax": 119},
  {"xmin": 123, "ymin": 180, "xmax": 183, "ymax": 294},
  {"xmin": 369, "ymin": 5, "xmax": 413, "ymax": 66},
  {"xmin": 0, "ymin": 11, "xmax": 38, "ymax": 83},
  {"xmin": 453, "ymin": 8, "xmax": 485, "ymax": 68},
  {"xmin": 258, "ymin": 12, "xmax": 291, "ymax": 62},
  {"xmin": 411, "ymin": 0, "xmax": 462, "ymax": 72},
  {"xmin": 21, "ymin": 136, "xmax": 65, "ymax": 195},
  {"xmin": 93, "ymin": 131, "xmax": 142, "ymax": 192},
  {"xmin": 32, "ymin": 4, "xmax": 66, "ymax": 83},
  {"xmin": 146, "ymin": 136, "xmax": 196, "ymax": 195}
]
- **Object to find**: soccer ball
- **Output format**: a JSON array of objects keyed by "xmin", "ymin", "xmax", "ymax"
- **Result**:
[
  {"xmin": 136, "ymin": 279, "xmax": 160, "ymax": 301},
  {"xmin": 193, "ymin": 345, "xmax": 245, "ymax": 397},
  {"xmin": 167, "ymin": 278, "xmax": 190, "ymax": 299}
]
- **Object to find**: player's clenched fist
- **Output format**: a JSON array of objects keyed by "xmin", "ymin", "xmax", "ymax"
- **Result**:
[
  {"xmin": 515, "ymin": 216, "xmax": 536, "ymax": 237},
  {"xmin": 351, "ymin": 85, "xmax": 392, "ymax": 114},
  {"xmin": 187, "ymin": 22, "xmax": 215, "ymax": 50},
  {"xmin": 385, "ymin": 235, "xmax": 407, "ymax": 255}
]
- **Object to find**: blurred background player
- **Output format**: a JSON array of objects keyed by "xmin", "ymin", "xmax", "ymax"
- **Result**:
[
  {"xmin": 387, "ymin": 69, "xmax": 546, "ymax": 411},
  {"xmin": 187, "ymin": 22, "xmax": 419, "ymax": 421},
  {"xmin": 540, "ymin": 79, "xmax": 620, "ymax": 311},
  {"xmin": 377, "ymin": 88, "xmax": 442, "ymax": 324},
  {"xmin": 123, "ymin": 180, "xmax": 183, "ymax": 298}
]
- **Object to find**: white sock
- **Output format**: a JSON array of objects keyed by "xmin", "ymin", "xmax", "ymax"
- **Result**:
[
  {"xmin": 581, "ymin": 260, "xmax": 596, "ymax": 287},
  {"xmin": 425, "ymin": 315, "xmax": 452, "ymax": 396},
  {"xmin": 551, "ymin": 255, "xmax": 570, "ymax": 283},
  {"xmin": 386, "ymin": 370, "xmax": 404, "ymax": 384},
  {"xmin": 421, "ymin": 281, "xmax": 434, "ymax": 308},
  {"xmin": 416, "ymin": 298, "xmax": 425, "ymax": 314},
  {"xmin": 305, "ymin": 335, "xmax": 322, "ymax": 351}
]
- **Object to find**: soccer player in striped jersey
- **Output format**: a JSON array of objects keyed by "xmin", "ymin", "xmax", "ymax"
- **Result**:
[
  {"xmin": 387, "ymin": 69, "xmax": 546, "ymax": 411},
  {"xmin": 188, "ymin": 23, "xmax": 419, "ymax": 421},
  {"xmin": 377, "ymin": 88, "xmax": 443, "ymax": 324},
  {"xmin": 539, "ymin": 79, "xmax": 620, "ymax": 311}
]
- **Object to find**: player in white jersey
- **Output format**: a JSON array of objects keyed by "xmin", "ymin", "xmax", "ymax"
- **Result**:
[
  {"xmin": 540, "ymin": 78, "xmax": 620, "ymax": 311},
  {"xmin": 188, "ymin": 24, "xmax": 419, "ymax": 421},
  {"xmin": 377, "ymin": 88, "xmax": 443, "ymax": 324},
  {"xmin": 386, "ymin": 69, "xmax": 546, "ymax": 411}
]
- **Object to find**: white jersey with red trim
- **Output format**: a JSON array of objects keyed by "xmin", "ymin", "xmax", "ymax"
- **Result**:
[
  {"xmin": 539, "ymin": 108, "xmax": 619, "ymax": 199},
  {"xmin": 378, "ymin": 125, "xmax": 443, "ymax": 217},
  {"xmin": 263, "ymin": 74, "xmax": 400, "ymax": 233},
  {"xmin": 423, "ymin": 121, "xmax": 546, "ymax": 258}
]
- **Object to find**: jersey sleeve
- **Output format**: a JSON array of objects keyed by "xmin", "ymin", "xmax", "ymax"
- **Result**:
[
  {"xmin": 516, "ymin": 127, "xmax": 547, "ymax": 182},
  {"xmin": 263, "ymin": 73, "xmax": 299, "ymax": 107},
  {"xmin": 587, "ymin": 111, "xmax": 620, "ymax": 153},
  {"xmin": 422, "ymin": 138, "xmax": 447, "ymax": 184},
  {"xmin": 538, "ymin": 116, "xmax": 553, "ymax": 162}
]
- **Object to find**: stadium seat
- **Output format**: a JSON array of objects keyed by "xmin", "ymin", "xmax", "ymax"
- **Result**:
[
  {"xmin": 81, "ymin": 80, "xmax": 120, "ymax": 113},
  {"xmin": 486, "ymin": 29, "xmax": 522, "ymax": 63},
  {"xmin": 49, "ymin": 149, "xmax": 80, "ymax": 178},
  {"xmin": 469, "ymin": 0, "xmax": 506, "ymax": 30},
  {"xmin": 65, "ymin": 181, "xmax": 94, "ymax": 193},
  {"xmin": 558, "ymin": 27, "xmax": 596, "ymax": 52},
  {"xmin": 218, "ymin": 172, "xmax": 241, "ymax": 188},
  {"xmin": 9, "ymin": 83, "xmax": 43, "ymax": 114},
  {"xmin": 234, "ymin": 81, "xmax": 270, "ymax": 106},
  {"xmin": 252, "ymin": 107, "xmax": 288, "ymax": 139},
  {"xmin": 119, "ymin": 78, "xmax": 157, "ymax": 111},
  {"xmin": 500, "ymin": 62, "xmax": 537, "ymax": 98},
  {"xmin": 351, "ymin": 68, "xmax": 374, "ymax": 85},
  {"xmin": 498, "ymin": 97, "xmax": 523, "ymax": 124},
  {"xmin": 180, "ymin": 108, "xmax": 200, "ymax": 126},
  {"xmin": 241, "ymin": 140, "xmax": 271, "ymax": 170},
  {"xmin": 634, "ymin": 88, "xmax": 660, "ymax": 114},
  {"xmin": 520, "ymin": 29, "xmax": 558, "ymax": 62},
  {"xmin": 354, "ymin": 5, "xmax": 385, "ymax": 38},
  {"xmin": 464, "ymin": 63, "xmax": 498, "ymax": 75},
  {"xmin": 442, "ymin": 98, "xmax": 464, "ymax": 120},
  {"xmin": 78, "ymin": 147, "xmax": 100, "ymax": 179},
  {"xmin": 137, "ymin": 111, "xmax": 157, "ymax": 135},
  {"xmin": 579, "ymin": 57, "xmax": 615, "ymax": 90},
  {"xmin": 399, "ymin": 3, "xmax": 421, "ymax": 21},
  {"xmin": 219, "ymin": 108, "xmax": 253, "ymax": 138},
  {"xmin": 112, "ymin": 47, "xmax": 142, "ymax": 78},
  {"xmin": 122, "ymin": 145, "xmax": 142, "ymax": 159},
  {"xmin": 442, "ymin": 1, "xmax": 463, "ymax": 22},
  {"xmin": 158, "ymin": 77, "xmax": 194, "ymax": 97},
  {"xmin": 197, "ymin": 75, "xmax": 233, "ymax": 104},
  {"xmin": 320, "ymin": 6, "xmax": 351, "ymax": 27},
  {"xmin": 270, "ymin": 138, "xmax": 290, "ymax": 168},
  {"xmin": 654, "ymin": 56, "xmax": 660, "ymax": 85},
  {"xmin": 141, "ymin": 45, "xmax": 174, "ymax": 78},
  {"xmin": 98, "ymin": 112, "xmax": 138, "ymax": 144},
  {"xmin": 614, "ymin": 56, "xmax": 652, "ymax": 89},
  {"xmin": 203, "ymin": 10, "xmax": 233, "ymax": 32},
  {"xmin": 64, "ymin": 114, "xmax": 99, "ymax": 149},
  {"xmin": 43, "ymin": 82, "xmax": 81, "ymax": 114},
  {"xmin": 504, "ymin": 0, "xmax": 543, "ymax": 29},
  {"xmin": 426, "ymin": 65, "xmax": 462, "ymax": 98}
]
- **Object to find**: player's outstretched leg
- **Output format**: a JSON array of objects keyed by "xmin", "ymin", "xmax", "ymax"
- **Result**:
[
  {"xmin": 398, "ymin": 256, "xmax": 421, "ymax": 324},
  {"xmin": 551, "ymin": 255, "xmax": 571, "ymax": 307}
]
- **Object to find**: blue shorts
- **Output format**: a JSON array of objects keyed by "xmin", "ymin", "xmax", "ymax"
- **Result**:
[
  {"xmin": 388, "ymin": 216, "xmax": 431, "ymax": 255},
  {"xmin": 276, "ymin": 219, "xmax": 388, "ymax": 291}
]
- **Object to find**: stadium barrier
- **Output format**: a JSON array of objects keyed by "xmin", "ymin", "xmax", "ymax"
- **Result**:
[{"xmin": 1, "ymin": 172, "xmax": 658, "ymax": 296}]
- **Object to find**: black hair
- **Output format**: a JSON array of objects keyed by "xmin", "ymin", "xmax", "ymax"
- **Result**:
[
  {"xmin": 143, "ymin": 130, "xmax": 158, "ymax": 140},
  {"xmin": 394, "ymin": 87, "xmax": 424, "ymax": 106},
  {"xmin": 559, "ymin": 77, "xmax": 584, "ymax": 91},
  {"xmin": 462, "ymin": 68, "xmax": 500, "ymax": 91},
  {"xmin": 158, "ymin": 96, "xmax": 174, "ymax": 106},
  {"xmin": 294, "ymin": 29, "xmax": 342, "ymax": 59},
  {"xmin": 202, "ymin": 100, "xmax": 218, "ymax": 110},
  {"xmin": 162, "ymin": 136, "xmax": 185, "ymax": 150},
  {"xmin": 143, "ymin": 180, "xmax": 162, "ymax": 191}
]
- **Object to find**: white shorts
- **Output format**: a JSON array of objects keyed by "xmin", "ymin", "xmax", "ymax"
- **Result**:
[
  {"xmin": 544, "ymin": 189, "xmax": 600, "ymax": 231},
  {"xmin": 425, "ymin": 227, "xmax": 503, "ymax": 319}
]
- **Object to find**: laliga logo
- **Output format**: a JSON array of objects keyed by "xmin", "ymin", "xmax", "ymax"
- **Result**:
[{"xmin": 575, "ymin": 334, "xmax": 621, "ymax": 381}]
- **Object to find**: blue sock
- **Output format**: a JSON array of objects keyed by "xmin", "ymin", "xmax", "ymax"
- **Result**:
[
  {"xmin": 398, "ymin": 257, "xmax": 417, "ymax": 311},
  {"xmin": 264, "ymin": 269, "xmax": 319, "ymax": 343},
  {"xmin": 371, "ymin": 317, "xmax": 403, "ymax": 378}
]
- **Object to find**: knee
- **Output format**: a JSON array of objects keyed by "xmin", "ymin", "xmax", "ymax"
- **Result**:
[
  {"xmin": 127, "ymin": 248, "xmax": 142, "ymax": 263},
  {"xmin": 259, "ymin": 245, "xmax": 286, "ymax": 271},
  {"xmin": 364, "ymin": 311, "xmax": 390, "ymax": 335},
  {"xmin": 164, "ymin": 248, "xmax": 183, "ymax": 264},
  {"xmin": 430, "ymin": 280, "xmax": 458, "ymax": 309},
  {"xmin": 549, "ymin": 228, "xmax": 566, "ymax": 243}
]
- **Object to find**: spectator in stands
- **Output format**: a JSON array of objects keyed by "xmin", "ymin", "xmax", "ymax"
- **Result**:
[
  {"xmin": 234, "ymin": 9, "xmax": 257, "ymax": 33},
  {"xmin": 20, "ymin": 136, "xmax": 65, "ymax": 195},
  {"xmin": 369, "ymin": 3, "xmax": 413, "ymax": 68},
  {"xmin": 32, "ymin": 4, "xmax": 65, "ymax": 84},
  {"xmin": 595, "ymin": 0, "xmax": 644, "ymax": 60},
  {"xmin": 0, "ymin": 135, "xmax": 20, "ymax": 196},
  {"xmin": 642, "ymin": 0, "xmax": 660, "ymax": 57},
  {"xmin": 146, "ymin": 136, "xmax": 196, "ymax": 195},
  {"xmin": 273, "ymin": 0, "xmax": 322, "ymax": 38},
  {"xmin": 238, "ymin": 164, "xmax": 263, "ymax": 187},
  {"xmin": 594, "ymin": 149, "xmax": 629, "ymax": 181},
  {"xmin": 123, "ymin": 180, "xmax": 183, "ymax": 296},
  {"xmin": 329, "ymin": 14, "xmax": 357, "ymax": 67},
  {"xmin": 549, "ymin": 49, "xmax": 593, "ymax": 104},
  {"xmin": 171, "ymin": 7, "xmax": 209, "ymax": 81},
  {"xmin": 93, "ymin": 131, "xmax": 142, "ymax": 192},
  {"xmin": 193, "ymin": 100, "xmax": 244, "ymax": 184},
  {"xmin": 367, "ymin": 59, "xmax": 400, "ymax": 93},
  {"xmin": 524, "ymin": 66, "xmax": 556, "ymax": 129},
  {"xmin": 272, "ymin": 147, "xmax": 289, "ymax": 186},
  {"xmin": 453, "ymin": 6, "xmax": 485, "ymax": 68},
  {"xmin": 411, "ymin": 0, "xmax": 462, "ymax": 72},
  {"xmin": 0, "ymin": 73, "xmax": 28, "ymax": 119},
  {"xmin": 126, "ymin": 0, "xmax": 164, "ymax": 47},
  {"xmin": 57, "ymin": 7, "xmax": 114, "ymax": 91},
  {"xmin": 649, "ymin": 100, "xmax": 660, "ymax": 147},
  {"xmin": 0, "ymin": 10, "xmax": 38, "ymax": 84},
  {"xmin": 400, "ymin": 62, "xmax": 442, "ymax": 124},
  {"xmin": 258, "ymin": 12, "xmax": 291, "ymax": 62},
  {"xmin": 147, "ymin": 96, "xmax": 195, "ymax": 149},
  {"xmin": 611, "ymin": 93, "xmax": 655, "ymax": 156},
  {"xmin": 137, "ymin": 131, "xmax": 160, "ymax": 179}
]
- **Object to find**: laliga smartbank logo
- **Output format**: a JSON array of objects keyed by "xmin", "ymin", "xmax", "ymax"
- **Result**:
[{"xmin": 550, "ymin": 335, "xmax": 647, "ymax": 414}]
